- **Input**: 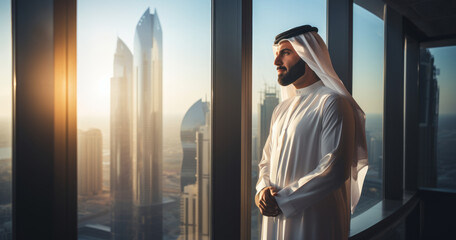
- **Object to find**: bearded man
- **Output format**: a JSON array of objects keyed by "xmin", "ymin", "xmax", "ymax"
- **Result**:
[{"xmin": 255, "ymin": 25, "xmax": 369, "ymax": 240}]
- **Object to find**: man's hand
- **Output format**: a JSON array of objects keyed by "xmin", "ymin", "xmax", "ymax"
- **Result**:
[{"xmin": 255, "ymin": 186, "xmax": 282, "ymax": 217}]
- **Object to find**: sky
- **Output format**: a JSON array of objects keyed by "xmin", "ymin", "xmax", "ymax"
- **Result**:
[
  {"xmin": 352, "ymin": 4, "xmax": 384, "ymax": 114},
  {"xmin": 0, "ymin": 0, "xmax": 455, "ymax": 121},
  {"xmin": 0, "ymin": 0, "xmax": 11, "ymax": 119}
]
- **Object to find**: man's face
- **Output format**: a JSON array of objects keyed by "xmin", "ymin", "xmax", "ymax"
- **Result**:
[{"xmin": 274, "ymin": 41, "xmax": 306, "ymax": 86}]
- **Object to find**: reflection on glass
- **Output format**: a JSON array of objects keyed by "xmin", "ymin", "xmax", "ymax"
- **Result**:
[
  {"xmin": 419, "ymin": 46, "xmax": 456, "ymax": 189},
  {"xmin": 77, "ymin": 1, "xmax": 211, "ymax": 239},
  {"xmin": 0, "ymin": 0, "xmax": 12, "ymax": 239},
  {"xmin": 252, "ymin": 0, "xmax": 326, "ymax": 238},
  {"xmin": 352, "ymin": 4, "xmax": 384, "ymax": 216}
]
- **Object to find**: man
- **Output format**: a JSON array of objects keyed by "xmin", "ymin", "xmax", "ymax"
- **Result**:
[{"xmin": 255, "ymin": 25, "xmax": 369, "ymax": 240}]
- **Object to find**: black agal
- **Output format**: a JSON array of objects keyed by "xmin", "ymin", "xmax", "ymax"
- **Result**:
[{"xmin": 274, "ymin": 25, "xmax": 318, "ymax": 44}]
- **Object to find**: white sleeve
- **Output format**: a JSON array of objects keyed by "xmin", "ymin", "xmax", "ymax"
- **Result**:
[
  {"xmin": 274, "ymin": 95, "xmax": 355, "ymax": 218},
  {"xmin": 256, "ymin": 134, "xmax": 272, "ymax": 195}
]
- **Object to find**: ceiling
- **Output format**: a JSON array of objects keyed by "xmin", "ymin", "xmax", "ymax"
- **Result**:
[
  {"xmin": 386, "ymin": 0, "xmax": 456, "ymax": 39},
  {"xmin": 355, "ymin": 0, "xmax": 456, "ymax": 41}
]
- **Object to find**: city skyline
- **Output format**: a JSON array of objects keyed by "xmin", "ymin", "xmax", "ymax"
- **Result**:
[{"xmin": 2, "ymin": 1, "xmax": 456, "ymax": 121}]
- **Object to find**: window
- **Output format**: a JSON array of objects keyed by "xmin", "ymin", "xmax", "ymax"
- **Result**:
[
  {"xmin": 419, "ymin": 46, "xmax": 456, "ymax": 190},
  {"xmin": 0, "ymin": 0, "xmax": 12, "ymax": 239},
  {"xmin": 251, "ymin": 0, "xmax": 326, "ymax": 238},
  {"xmin": 352, "ymin": 3, "xmax": 384, "ymax": 216},
  {"xmin": 77, "ymin": 1, "xmax": 211, "ymax": 239}
]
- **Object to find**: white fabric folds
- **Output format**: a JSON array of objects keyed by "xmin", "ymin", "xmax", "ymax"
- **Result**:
[{"xmin": 273, "ymin": 31, "xmax": 368, "ymax": 213}]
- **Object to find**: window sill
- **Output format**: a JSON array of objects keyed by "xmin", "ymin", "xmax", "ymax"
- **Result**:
[{"xmin": 349, "ymin": 192, "xmax": 419, "ymax": 240}]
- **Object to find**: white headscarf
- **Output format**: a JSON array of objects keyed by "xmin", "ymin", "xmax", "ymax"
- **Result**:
[{"xmin": 273, "ymin": 31, "xmax": 369, "ymax": 213}]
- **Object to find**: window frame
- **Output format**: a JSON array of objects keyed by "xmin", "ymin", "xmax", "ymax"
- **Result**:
[{"xmin": 12, "ymin": 0, "xmax": 77, "ymax": 239}]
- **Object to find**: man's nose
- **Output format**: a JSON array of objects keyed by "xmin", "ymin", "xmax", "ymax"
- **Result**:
[{"xmin": 274, "ymin": 55, "xmax": 282, "ymax": 66}]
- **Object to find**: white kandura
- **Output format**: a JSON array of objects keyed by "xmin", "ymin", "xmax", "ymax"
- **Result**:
[
  {"xmin": 275, "ymin": 32, "xmax": 369, "ymax": 214},
  {"xmin": 256, "ymin": 80, "xmax": 355, "ymax": 240}
]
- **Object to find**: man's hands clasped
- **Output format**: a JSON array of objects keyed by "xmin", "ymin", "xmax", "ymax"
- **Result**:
[{"xmin": 255, "ymin": 186, "xmax": 282, "ymax": 217}]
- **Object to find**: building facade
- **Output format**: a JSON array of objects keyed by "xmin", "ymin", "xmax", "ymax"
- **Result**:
[
  {"xmin": 180, "ymin": 99, "xmax": 210, "ymax": 191},
  {"xmin": 110, "ymin": 37, "xmax": 134, "ymax": 239},
  {"xmin": 419, "ymin": 48, "xmax": 439, "ymax": 187},
  {"xmin": 257, "ymin": 87, "xmax": 279, "ymax": 166},
  {"xmin": 179, "ymin": 105, "xmax": 211, "ymax": 240},
  {"xmin": 133, "ymin": 8, "xmax": 163, "ymax": 239},
  {"xmin": 78, "ymin": 129, "xmax": 103, "ymax": 196}
]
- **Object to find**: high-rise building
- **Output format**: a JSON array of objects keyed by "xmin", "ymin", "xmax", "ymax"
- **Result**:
[
  {"xmin": 179, "ymin": 106, "xmax": 211, "ymax": 240},
  {"xmin": 180, "ymin": 99, "xmax": 210, "ymax": 191},
  {"xmin": 252, "ymin": 86, "xmax": 279, "ymax": 238},
  {"xmin": 133, "ymin": 8, "xmax": 163, "ymax": 239},
  {"xmin": 257, "ymin": 86, "xmax": 279, "ymax": 166},
  {"xmin": 110, "ymin": 37, "xmax": 134, "ymax": 239},
  {"xmin": 180, "ymin": 184, "xmax": 197, "ymax": 240},
  {"xmin": 78, "ymin": 129, "xmax": 103, "ymax": 196},
  {"xmin": 195, "ymin": 110, "xmax": 211, "ymax": 240},
  {"xmin": 419, "ymin": 48, "xmax": 439, "ymax": 187}
]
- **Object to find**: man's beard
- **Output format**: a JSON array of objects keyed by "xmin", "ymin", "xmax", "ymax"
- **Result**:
[{"xmin": 277, "ymin": 59, "xmax": 306, "ymax": 86}]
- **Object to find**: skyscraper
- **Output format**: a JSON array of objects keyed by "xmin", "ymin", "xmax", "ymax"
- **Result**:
[
  {"xmin": 257, "ymin": 86, "xmax": 279, "ymax": 165},
  {"xmin": 180, "ymin": 184, "xmax": 197, "ymax": 240},
  {"xmin": 252, "ymin": 86, "xmax": 279, "ymax": 239},
  {"xmin": 179, "ymin": 105, "xmax": 211, "ymax": 240},
  {"xmin": 110, "ymin": 37, "xmax": 134, "ymax": 239},
  {"xmin": 419, "ymin": 48, "xmax": 439, "ymax": 187},
  {"xmin": 180, "ymin": 99, "xmax": 210, "ymax": 191},
  {"xmin": 133, "ymin": 8, "xmax": 163, "ymax": 239},
  {"xmin": 78, "ymin": 129, "xmax": 103, "ymax": 196}
]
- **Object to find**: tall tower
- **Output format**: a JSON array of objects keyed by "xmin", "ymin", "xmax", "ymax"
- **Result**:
[
  {"xmin": 195, "ymin": 110, "xmax": 211, "ymax": 240},
  {"xmin": 180, "ymin": 184, "xmax": 198, "ymax": 240},
  {"xmin": 252, "ymin": 86, "xmax": 279, "ymax": 239},
  {"xmin": 133, "ymin": 8, "xmax": 163, "ymax": 239},
  {"xmin": 179, "ymin": 104, "xmax": 211, "ymax": 240},
  {"xmin": 257, "ymin": 86, "xmax": 279, "ymax": 165},
  {"xmin": 180, "ymin": 99, "xmax": 210, "ymax": 191},
  {"xmin": 78, "ymin": 129, "xmax": 103, "ymax": 196},
  {"xmin": 110, "ymin": 38, "xmax": 134, "ymax": 239},
  {"xmin": 419, "ymin": 48, "xmax": 439, "ymax": 187}
]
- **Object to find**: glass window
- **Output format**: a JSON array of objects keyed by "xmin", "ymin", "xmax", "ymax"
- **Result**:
[
  {"xmin": 0, "ymin": 0, "xmax": 12, "ymax": 239},
  {"xmin": 419, "ymin": 46, "xmax": 456, "ymax": 190},
  {"xmin": 352, "ymin": 4, "xmax": 384, "ymax": 216},
  {"xmin": 77, "ymin": 1, "xmax": 211, "ymax": 239},
  {"xmin": 251, "ymin": 1, "xmax": 326, "ymax": 239}
]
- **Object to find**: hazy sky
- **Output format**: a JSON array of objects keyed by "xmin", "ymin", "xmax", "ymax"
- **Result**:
[
  {"xmin": 0, "ymin": 0, "xmax": 11, "ymax": 119},
  {"xmin": 352, "ymin": 4, "xmax": 384, "ymax": 114},
  {"xmin": 77, "ymin": 0, "xmax": 211, "ymax": 119},
  {"xmin": 1, "ymin": 0, "xmax": 455, "ymax": 121}
]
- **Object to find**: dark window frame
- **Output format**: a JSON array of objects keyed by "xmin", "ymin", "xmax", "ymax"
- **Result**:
[{"xmin": 12, "ymin": 0, "xmax": 77, "ymax": 239}]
